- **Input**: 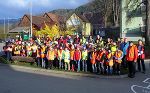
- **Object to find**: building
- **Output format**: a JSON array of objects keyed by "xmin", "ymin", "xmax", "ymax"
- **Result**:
[
  {"xmin": 147, "ymin": 0, "xmax": 150, "ymax": 45},
  {"xmin": 66, "ymin": 13, "xmax": 104, "ymax": 36},
  {"xmin": 18, "ymin": 14, "xmax": 55, "ymax": 31},
  {"xmin": 43, "ymin": 13, "xmax": 65, "ymax": 31},
  {"xmin": 120, "ymin": 0, "xmax": 146, "ymax": 41},
  {"xmin": 8, "ymin": 14, "xmax": 55, "ymax": 38}
]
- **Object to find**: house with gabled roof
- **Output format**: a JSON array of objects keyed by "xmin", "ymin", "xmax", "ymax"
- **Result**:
[
  {"xmin": 66, "ymin": 12, "xmax": 104, "ymax": 36},
  {"xmin": 9, "ymin": 14, "xmax": 55, "ymax": 34},
  {"xmin": 43, "ymin": 13, "xmax": 65, "ymax": 31}
]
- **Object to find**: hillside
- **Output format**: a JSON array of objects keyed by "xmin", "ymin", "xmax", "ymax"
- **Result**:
[
  {"xmin": 49, "ymin": 9, "xmax": 74, "ymax": 16},
  {"xmin": 48, "ymin": 2, "xmax": 94, "ymax": 16},
  {"xmin": 0, "ymin": 19, "xmax": 19, "ymax": 34}
]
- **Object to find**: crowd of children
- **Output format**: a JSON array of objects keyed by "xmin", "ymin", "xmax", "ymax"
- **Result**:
[{"xmin": 4, "ymin": 35, "xmax": 146, "ymax": 77}]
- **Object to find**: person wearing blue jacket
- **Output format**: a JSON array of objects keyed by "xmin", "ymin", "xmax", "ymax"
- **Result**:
[{"xmin": 119, "ymin": 38, "xmax": 129, "ymax": 68}]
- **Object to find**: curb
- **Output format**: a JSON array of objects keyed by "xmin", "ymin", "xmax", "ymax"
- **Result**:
[
  {"xmin": 145, "ymin": 59, "xmax": 150, "ymax": 62},
  {"xmin": 0, "ymin": 63, "xmax": 127, "ymax": 79}
]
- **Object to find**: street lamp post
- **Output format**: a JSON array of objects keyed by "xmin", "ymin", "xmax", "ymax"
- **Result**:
[
  {"xmin": 144, "ymin": 0, "xmax": 149, "ymax": 45},
  {"xmin": 30, "ymin": 2, "xmax": 33, "ymax": 38}
]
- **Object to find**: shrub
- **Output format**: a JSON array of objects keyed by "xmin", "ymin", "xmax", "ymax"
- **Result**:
[{"xmin": 0, "ymin": 57, "xmax": 9, "ymax": 64}]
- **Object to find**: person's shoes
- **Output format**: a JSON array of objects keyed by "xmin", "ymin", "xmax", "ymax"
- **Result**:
[
  {"xmin": 118, "ymin": 71, "xmax": 121, "ymax": 75},
  {"xmin": 128, "ymin": 74, "xmax": 131, "ymax": 77},
  {"xmin": 142, "ymin": 71, "xmax": 145, "ymax": 74},
  {"xmin": 130, "ymin": 75, "xmax": 135, "ymax": 78}
]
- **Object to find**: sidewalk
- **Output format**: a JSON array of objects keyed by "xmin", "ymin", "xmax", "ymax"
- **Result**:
[{"xmin": 0, "ymin": 63, "xmax": 127, "ymax": 79}]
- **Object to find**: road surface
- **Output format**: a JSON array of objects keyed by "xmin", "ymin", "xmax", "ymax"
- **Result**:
[{"xmin": 0, "ymin": 63, "xmax": 149, "ymax": 93}]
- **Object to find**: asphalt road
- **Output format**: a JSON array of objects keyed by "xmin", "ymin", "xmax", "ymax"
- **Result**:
[{"xmin": 0, "ymin": 63, "xmax": 150, "ymax": 93}]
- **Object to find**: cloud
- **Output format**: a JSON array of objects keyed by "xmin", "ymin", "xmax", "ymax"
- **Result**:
[
  {"xmin": 7, "ymin": 0, "xmax": 28, "ymax": 8},
  {"xmin": 0, "ymin": 0, "xmax": 89, "ymax": 18}
]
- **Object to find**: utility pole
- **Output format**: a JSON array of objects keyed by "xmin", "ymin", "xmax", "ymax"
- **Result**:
[
  {"xmin": 8, "ymin": 17, "xmax": 9, "ymax": 33},
  {"xmin": 3, "ymin": 18, "xmax": 5, "ymax": 34},
  {"xmin": 4, "ymin": 18, "xmax": 6, "ymax": 40},
  {"xmin": 145, "ymin": 0, "xmax": 150, "ymax": 45},
  {"xmin": 30, "ymin": 2, "xmax": 33, "ymax": 38}
]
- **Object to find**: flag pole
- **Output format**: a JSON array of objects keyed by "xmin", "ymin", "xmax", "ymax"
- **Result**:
[{"xmin": 30, "ymin": 2, "xmax": 33, "ymax": 38}]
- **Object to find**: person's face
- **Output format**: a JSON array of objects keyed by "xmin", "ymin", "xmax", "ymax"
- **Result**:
[
  {"xmin": 124, "ymin": 38, "xmax": 128, "ymax": 43},
  {"xmin": 130, "ymin": 42, "xmax": 133, "ymax": 46},
  {"xmin": 83, "ymin": 47, "xmax": 86, "ymax": 50},
  {"xmin": 71, "ymin": 46, "xmax": 74, "ymax": 49},
  {"xmin": 97, "ymin": 35, "xmax": 100, "ymax": 38},
  {"xmin": 100, "ymin": 37, "xmax": 102, "ymax": 41},
  {"xmin": 49, "ymin": 47, "xmax": 52, "ymax": 50},
  {"xmin": 121, "ymin": 38, "xmax": 124, "ymax": 42},
  {"xmin": 60, "ymin": 47, "xmax": 62, "ymax": 50},
  {"xmin": 96, "ymin": 40, "xmax": 99, "ymax": 43},
  {"xmin": 90, "ymin": 36, "xmax": 92, "ymax": 39},
  {"xmin": 138, "ymin": 41, "xmax": 143, "ymax": 45},
  {"xmin": 108, "ymin": 38, "xmax": 110, "ymax": 42}
]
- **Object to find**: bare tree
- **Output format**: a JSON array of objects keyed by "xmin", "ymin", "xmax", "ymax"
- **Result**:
[
  {"xmin": 112, "ymin": 0, "xmax": 120, "ymax": 27},
  {"xmin": 92, "ymin": 0, "xmax": 113, "ymax": 27}
]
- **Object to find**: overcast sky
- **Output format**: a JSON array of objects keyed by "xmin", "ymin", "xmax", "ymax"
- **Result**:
[{"xmin": 0, "ymin": 0, "xmax": 90, "ymax": 19}]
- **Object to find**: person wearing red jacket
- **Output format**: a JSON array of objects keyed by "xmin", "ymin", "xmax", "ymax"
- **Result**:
[
  {"xmin": 74, "ymin": 47, "xmax": 81, "ymax": 72},
  {"xmin": 126, "ymin": 41, "xmax": 138, "ymax": 78},
  {"xmin": 137, "ymin": 39, "xmax": 146, "ymax": 74}
]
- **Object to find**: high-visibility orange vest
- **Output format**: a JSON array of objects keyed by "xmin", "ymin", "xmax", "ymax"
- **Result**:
[
  {"xmin": 114, "ymin": 50, "xmax": 123, "ymax": 63},
  {"xmin": 126, "ymin": 45, "xmax": 138, "ymax": 62},
  {"xmin": 107, "ymin": 53, "xmax": 114, "ymax": 67},
  {"xmin": 27, "ymin": 46, "xmax": 31, "ymax": 51},
  {"xmin": 96, "ymin": 51, "xmax": 104, "ymax": 62},
  {"xmin": 36, "ymin": 49, "xmax": 40, "ymax": 58},
  {"xmin": 47, "ymin": 50, "xmax": 55, "ymax": 60},
  {"xmin": 58, "ymin": 50, "xmax": 63, "ymax": 59},
  {"xmin": 40, "ymin": 48, "xmax": 46, "ymax": 58},
  {"xmin": 90, "ymin": 52, "xmax": 97, "ymax": 64},
  {"xmin": 70, "ymin": 50, "xmax": 75, "ymax": 60}
]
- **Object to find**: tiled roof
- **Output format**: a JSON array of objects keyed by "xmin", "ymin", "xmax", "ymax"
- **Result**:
[
  {"xmin": 44, "ymin": 13, "xmax": 64, "ymax": 23},
  {"xmin": 26, "ymin": 15, "xmax": 55, "ymax": 26}
]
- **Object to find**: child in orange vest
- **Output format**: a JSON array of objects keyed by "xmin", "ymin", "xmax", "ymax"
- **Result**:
[
  {"xmin": 105, "ymin": 50, "xmax": 114, "ymax": 75},
  {"xmin": 47, "ymin": 47, "xmax": 55, "ymax": 69},
  {"xmin": 90, "ymin": 48, "xmax": 97, "ymax": 73},
  {"xmin": 58, "ymin": 46, "xmax": 64, "ymax": 69},
  {"xmin": 41, "ymin": 45, "xmax": 46, "ymax": 68},
  {"xmin": 70, "ymin": 45, "xmax": 75, "ymax": 71},
  {"xmin": 96, "ymin": 48, "xmax": 106, "ymax": 74},
  {"xmin": 114, "ymin": 48, "xmax": 123, "ymax": 75}
]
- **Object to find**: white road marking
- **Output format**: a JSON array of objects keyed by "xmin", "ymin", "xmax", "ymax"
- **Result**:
[{"xmin": 131, "ymin": 78, "xmax": 150, "ymax": 93}]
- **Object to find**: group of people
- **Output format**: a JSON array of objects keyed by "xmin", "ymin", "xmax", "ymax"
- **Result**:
[{"xmin": 4, "ymin": 34, "xmax": 146, "ymax": 78}]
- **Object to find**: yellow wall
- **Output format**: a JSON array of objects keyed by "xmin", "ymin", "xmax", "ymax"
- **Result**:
[
  {"xmin": 85, "ymin": 23, "xmax": 91, "ymax": 36},
  {"xmin": 66, "ymin": 13, "xmax": 92, "ymax": 36}
]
